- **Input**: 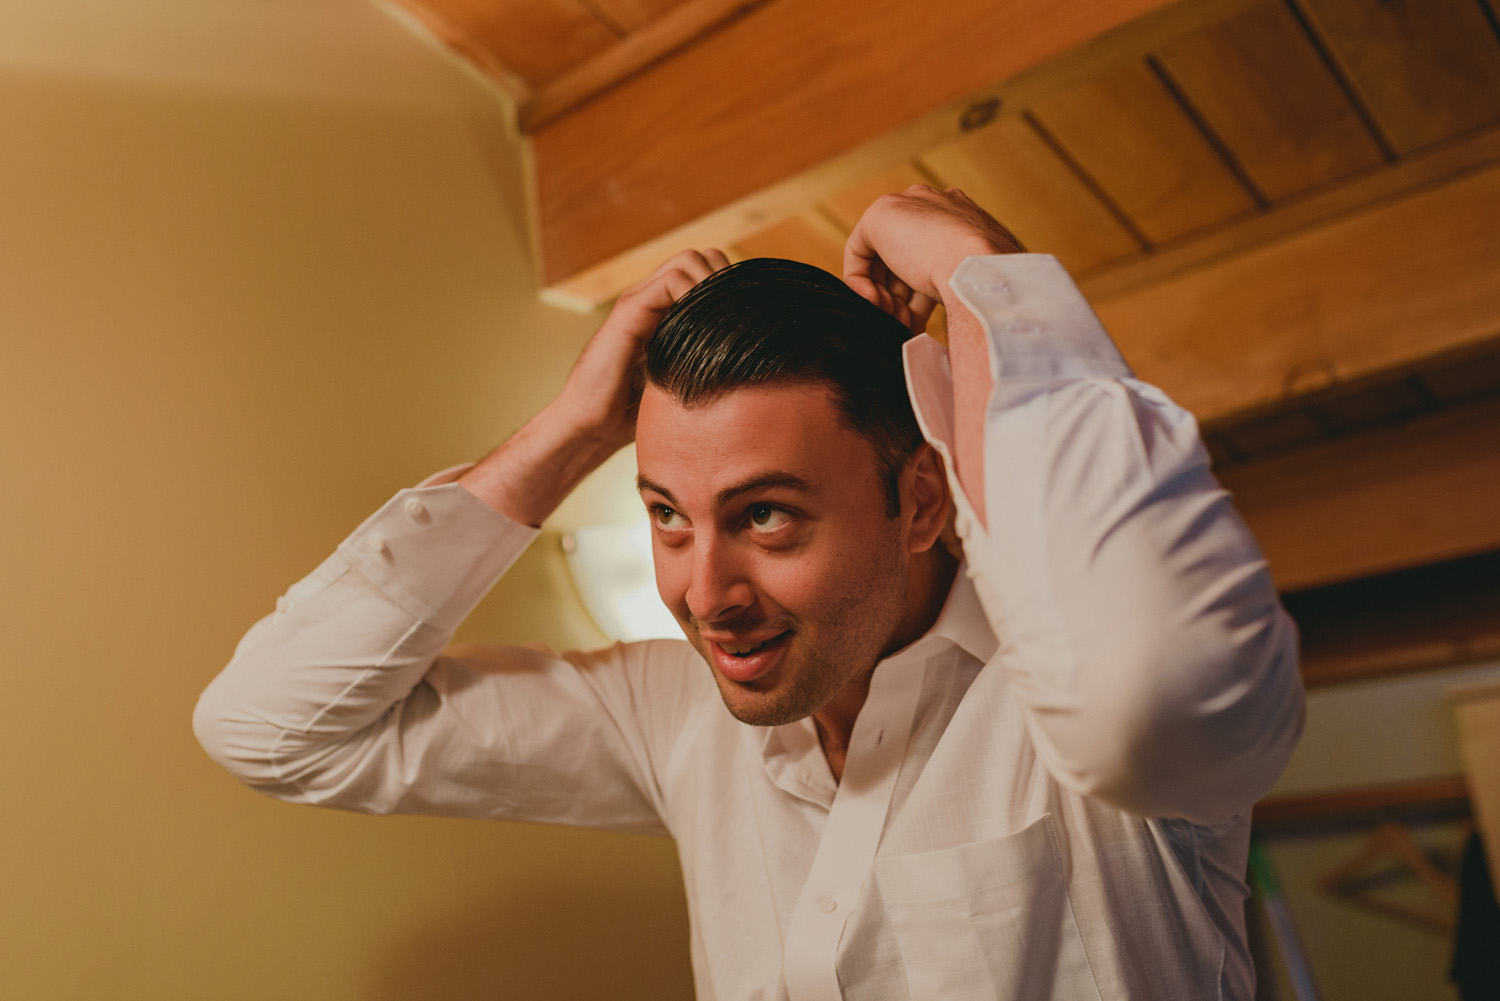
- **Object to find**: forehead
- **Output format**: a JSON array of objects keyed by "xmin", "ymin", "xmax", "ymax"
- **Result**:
[{"xmin": 635, "ymin": 382, "xmax": 881, "ymax": 503}]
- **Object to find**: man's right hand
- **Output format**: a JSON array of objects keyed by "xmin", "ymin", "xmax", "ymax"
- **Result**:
[
  {"xmin": 458, "ymin": 249, "xmax": 728, "ymax": 526},
  {"xmin": 553, "ymin": 249, "xmax": 730, "ymax": 452}
]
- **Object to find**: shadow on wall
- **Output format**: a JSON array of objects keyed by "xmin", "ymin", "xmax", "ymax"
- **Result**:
[{"xmin": 363, "ymin": 860, "xmax": 696, "ymax": 1000}]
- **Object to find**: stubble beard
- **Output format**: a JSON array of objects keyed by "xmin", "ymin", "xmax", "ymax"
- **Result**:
[{"xmin": 692, "ymin": 528, "xmax": 911, "ymax": 728}]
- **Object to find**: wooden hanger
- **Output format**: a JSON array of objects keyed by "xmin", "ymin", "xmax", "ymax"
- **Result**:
[{"xmin": 1318, "ymin": 823, "xmax": 1461, "ymax": 934}]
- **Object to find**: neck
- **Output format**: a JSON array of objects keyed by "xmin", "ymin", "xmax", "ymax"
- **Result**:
[{"xmin": 814, "ymin": 543, "xmax": 959, "ymax": 781}]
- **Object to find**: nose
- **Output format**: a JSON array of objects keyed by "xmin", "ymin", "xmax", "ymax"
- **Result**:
[{"xmin": 682, "ymin": 535, "xmax": 755, "ymax": 625}]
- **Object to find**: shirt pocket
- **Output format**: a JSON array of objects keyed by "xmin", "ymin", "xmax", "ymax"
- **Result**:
[{"xmin": 872, "ymin": 814, "xmax": 1101, "ymax": 1001}]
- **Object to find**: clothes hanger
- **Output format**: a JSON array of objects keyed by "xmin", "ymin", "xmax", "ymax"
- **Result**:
[{"xmin": 1317, "ymin": 822, "xmax": 1462, "ymax": 934}]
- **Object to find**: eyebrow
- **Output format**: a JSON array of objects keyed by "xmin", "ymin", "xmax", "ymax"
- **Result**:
[{"xmin": 636, "ymin": 471, "xmax": 818, "ymax": 508}]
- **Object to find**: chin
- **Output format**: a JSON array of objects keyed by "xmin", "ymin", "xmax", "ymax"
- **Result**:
[
  {"xmin": 709, "ymin": 658, "xmax": 838, "ymax": 729},
  {"xmin": 718, "ymin": 689, "xmax": 816, "ymax": 728}
]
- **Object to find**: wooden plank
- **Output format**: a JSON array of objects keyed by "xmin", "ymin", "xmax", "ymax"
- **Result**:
[
  {"xmin": 1081, "ymin": 123, "xmax": 1500, "ymax": 299},
  {"xmin": 919, "ymin": 116, "xmax": 1145, "ymax": 273},
  {"xmin": 1297, "ymin": 0, "xmax": 1500, "ymax": 154},
  {"xmin": 1027, "ymin": 60, "xmax": 1259, "ymax": 243},
  {"xmin": 1093, "ymin": 161, "xmax": 1500, "ymax": 421},
  {"xmin": 1216, "ymin": 407, "xmax": 1332, "ymax": 457},
  {"xmin": 521, "ymin": 0, "xmax": 777, "ymax": 130},
  {"xmin": 820, "ymin": 163, "xmax": 933, "ymax": 232},
  {"xmin": 391, "ymin": 0, "xmax": 619, "ymax": 89},
  {"xmin": 530, "ymin": 0, "xmax": 1266, "ymax": 306},
  {"xmin": 1421, "ymin": 338, "xmax": 1500, "ymax": 405},
  {"xmin": 1155, "ymin": 0, "xmax": 1384, "ymax": 202},
  {"xmin": 586, "ymin": 0, "xmax": 688, "ymax": 32},
  {"xmin": 531, "ymin": 80, "xmax": 1025, "ymax": 309},
  {"xmin": 376, "ymin": 0, "xmax": 533, "ymax": 98},
  {"xmin": 1254, "ymin": 776, "xmax": 1471, "ymax": 838},
  {"xmin": 1220, "ymin": 396, "xmax": 1500, "ymax": 590},
  {"xmin": 731, "ymin": 210, "xmax": 846, "ymax": 275},
  {"xmin": 1286, "ymin": 550, "xmax": 1500, "ymax": 687}
]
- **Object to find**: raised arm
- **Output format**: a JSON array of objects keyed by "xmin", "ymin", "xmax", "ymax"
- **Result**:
[
  {"xmin": 845, "ymin": 187, "xmax": 1303, "ymax": 824},
  {"xmin": 193, "ymin": 251, "xmax": 727, "ymax": 826},
  {"xmin": 844, "ymin": 187, "xmax": 1021, "ymax": 525},
  {"xmin": 459, "ymin": 249, "xmax": 729, "ymax": 525}
]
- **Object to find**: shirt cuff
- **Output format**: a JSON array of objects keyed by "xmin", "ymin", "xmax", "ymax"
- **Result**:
[
  {"xmin": 902, "ymin": 253, "xmax": 1135, "ymax": 548},
  {"xmin": 948, "ymin": 253, "xmax": 1131, "ymax": 382},
  {"xmin": 335, "ymin": 473, "xmax": 540, "ymax": 632},
  {"xmin": 903, "ymin": 252, "xmax": 1134, "ymax": 463}
]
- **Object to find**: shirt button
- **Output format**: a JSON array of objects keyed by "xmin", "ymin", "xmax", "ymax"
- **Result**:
[
  {"xmin": 817, "ymin": 895, "xmax": 837, "ymax": 914},
  {"xmin": 367, "ymin": 534, "xmax": 387, "ymax": 556},
  {"xmin": 404, "ymin": 497, "xmax": 425, "ymax": 518}
]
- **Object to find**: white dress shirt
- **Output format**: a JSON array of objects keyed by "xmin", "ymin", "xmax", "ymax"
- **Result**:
[{"xmin": 196, "ymin": 255, "xmax": 1305, "ymax": 1000}]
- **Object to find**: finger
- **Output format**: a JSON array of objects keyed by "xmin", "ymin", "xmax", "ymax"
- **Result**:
[
  {"xmin": 850, "ymin": 270, "xmax": 915, "ymax": 328},
  {"xmin": 844, "ymin": 274, "xmax": 883, "ymax": 310},
  {"xmin": 703, "ymin": 248, "xmax": 731, "ymax": 272},
  {"xmin": 843, "ymin": 216, "xmax": 881, "ymax": 286},
  {"xmin": 662, "ymin": 251, "xmax": 718, "ymax": 285},
  {"xmin": 640, "ymin": 250, "xmax": 713, "ymax": 288},
  {"xmin": 885, "ymin": 294, "xmax": 913, "ymax": 330},
  {"xmin": 612, "ymin": 265, "xmax": 693, "ymax": 325},
  {"xmin": 660, "ymin": 267, "xmax": 701, "ymax": 303},
  {"xmin": 905, "ymin": 291, "xmax": 939, "ymax": 333},
  {"xmin": 883, "ymin": 270, "xmax": 916, "ymax": 305}
]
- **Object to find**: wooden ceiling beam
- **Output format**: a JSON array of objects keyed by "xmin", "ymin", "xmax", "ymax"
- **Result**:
[
  {"xmin": 1222, "ymin": 396, "xmax": 1500, "ymax": 591},
  {"xmin": 1081, "ymin": 123, "xmax": 1500, "ymax": 302},
  {"xmin": 1094, "ymin": 157, "xmax": 1500, "ymax": 422},
  {"xmin": 527, "ymin": 0, "xmax": 1263, "ymax": 308},
  {"xmin": 519, "ymin": 0, "xmax": 775, "ymax": 132}
]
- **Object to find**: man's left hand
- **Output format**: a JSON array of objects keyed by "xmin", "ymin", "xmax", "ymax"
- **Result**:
[{"xmin": 844, "ymin": 185, "xmax": 1023, "ymax": 332}]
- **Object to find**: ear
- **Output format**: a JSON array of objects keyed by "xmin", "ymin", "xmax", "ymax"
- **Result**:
[{"xmin": 900, "ymin": 443, "xmax": 951, "ymax": 554}]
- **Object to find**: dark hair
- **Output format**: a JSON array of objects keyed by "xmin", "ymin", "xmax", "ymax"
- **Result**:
[{"xmin": 643, "ymin": 258, "xmax": 923, "ymax": 516}]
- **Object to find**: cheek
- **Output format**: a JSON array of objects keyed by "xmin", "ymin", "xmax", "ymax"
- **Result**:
[
  {"xmin": 651, "ymin": 548, "xmax": 691, "ymax": 612},
  {"xmin": 752, "ymin": 551, "xmax": 845, "ymax": 613}
]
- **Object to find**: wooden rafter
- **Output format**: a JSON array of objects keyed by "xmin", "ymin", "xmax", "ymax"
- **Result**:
[
  {"xmin": 1095, "ymin": 160, "xmax": 1500, "ymax": 423},
  {"xmin": 1223, "ymin": 396, "xmax": 1500, "ymax": 591},
  {"xmin": 525, "ymin": 0, "xmax": 1264, "ymax": 307},
  {"xmin": 519, "ymin": 0, "xmax": 776, "ymax": 131}
]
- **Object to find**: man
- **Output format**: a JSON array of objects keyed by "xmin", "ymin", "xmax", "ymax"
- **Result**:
[{"xmin": 196, "ymin": 187, "xmax": 1305, "ymax": 999}]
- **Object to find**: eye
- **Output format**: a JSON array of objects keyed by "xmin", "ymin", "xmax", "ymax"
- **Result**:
[
  {"xmin": 746, "ymin": 503, "xmax": 791, "ymax": 532},
  {"xmin": 651, "ymin": 504, "xmax": 687, "ymax": 530}
]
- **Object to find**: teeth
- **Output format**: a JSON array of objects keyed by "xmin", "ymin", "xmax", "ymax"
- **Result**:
[{"xmin": 723, "ymin": 639, "xmax": 768, "ymax": 656}]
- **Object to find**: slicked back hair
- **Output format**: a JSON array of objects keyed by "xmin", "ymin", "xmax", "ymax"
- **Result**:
[{"xmin": 643, "ymin": 258, "xmax": 924, "ymax": 517}]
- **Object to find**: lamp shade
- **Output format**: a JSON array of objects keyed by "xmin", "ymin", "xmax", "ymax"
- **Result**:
[{"xmin": 562, "ymin": 519, "xmax": 681, "ymax": 642}]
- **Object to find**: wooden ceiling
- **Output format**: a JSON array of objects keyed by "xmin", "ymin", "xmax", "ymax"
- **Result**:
[
  {"xmin": 718, "ymin": 0, "xmax": 1499, "ymax": 347},
  {"xmin": 383, "ymin": 0, "xmax": 1500, "ymax": 604},
  {"xmin": 734, "ymin": 0, "xmax": 1500, "ymax": 277},
  {"xmin": 385, "ymin": 0, "xmax": 1500, "ymax": 303},
  {"xmin": 382, "ymin": 0, "xmax": 772, "ymax": 125}
]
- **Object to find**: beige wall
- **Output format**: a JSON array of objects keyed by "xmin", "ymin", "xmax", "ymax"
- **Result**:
[{"xmin": 0, "ymin": 60, "xmax": 692, "ymax": 1000}]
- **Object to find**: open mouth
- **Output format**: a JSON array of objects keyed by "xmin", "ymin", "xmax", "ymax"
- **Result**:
[
  {"xmin": 709, "ymin": 630, "xmax": 792, "ymax": 683},
  {"xmin": 722, "ymin": 636, "xmax": 779, "ymax": 657}
]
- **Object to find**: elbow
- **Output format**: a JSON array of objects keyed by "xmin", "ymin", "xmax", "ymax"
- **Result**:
[
  {"xmin": 191, "ymin": 682, "xmax": 236, "ymax": 775},
  {"xmin": 191, "ymin": 676, "xmax": 292, "ymax": 795},
  {"xmin": 1046, "ymin": 612, "xmax": 1305, "ymax": 824}
]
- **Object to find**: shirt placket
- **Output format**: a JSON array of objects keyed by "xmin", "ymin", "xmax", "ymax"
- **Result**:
[{"xmin": 782, "ymin": 652, "xmax": 928, "ymax": 1001}]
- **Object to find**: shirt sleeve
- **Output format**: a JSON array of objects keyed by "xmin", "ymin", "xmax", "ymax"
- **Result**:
[
  {"xmin": 904, "ymin": 254, "xmax": 1305, "ymax": 825},
  {"xmin": 192, "ymin": 472, "xmax": 702, "ymax": 836}
]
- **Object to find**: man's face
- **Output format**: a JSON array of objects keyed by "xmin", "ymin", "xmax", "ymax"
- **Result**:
[{"xmin": 635, "ymin": 380, "xmax": 916, "ymax": 728}]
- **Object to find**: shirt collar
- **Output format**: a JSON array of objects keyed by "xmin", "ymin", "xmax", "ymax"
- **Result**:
[
  {"xmin": 899, "ymin": 561, "xmax": 998, "ymax": 666},
  {"xmin": 755, "ymin": 564, "xmax": 997, "ymax": 802}
]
